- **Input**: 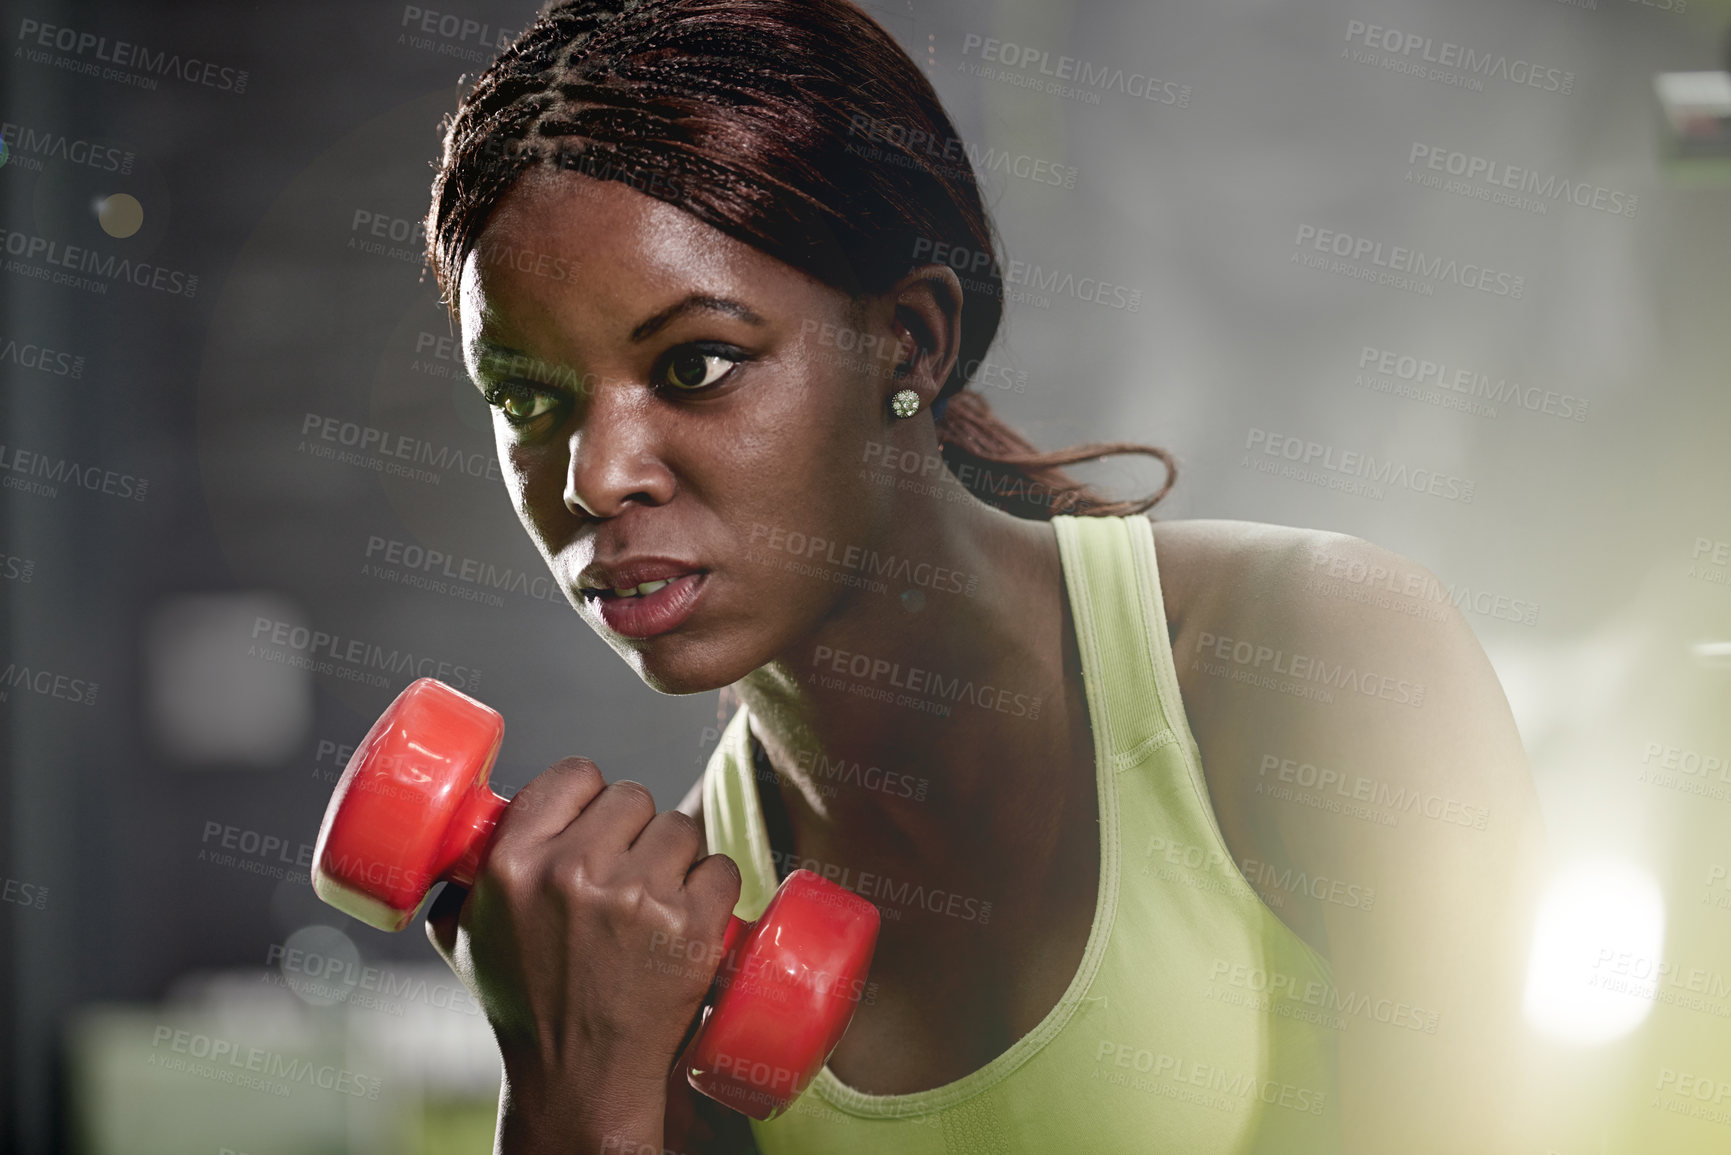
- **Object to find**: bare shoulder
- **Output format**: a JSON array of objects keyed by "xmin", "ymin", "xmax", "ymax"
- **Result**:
[
  {"xmin": 1149, "ymin": 516, "xmax": 1369, "ymax": 626},
  {"xmin": 1147, "ymin": 514, "xmax": 1546, "ymax": 940},
  {"xmin": 1147, "ymin": 513, "xmax": 1539, "ymax": 804}
]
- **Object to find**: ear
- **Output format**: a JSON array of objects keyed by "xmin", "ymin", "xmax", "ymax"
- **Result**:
[{"xmin": 884, "ymin": 263, "xmax": 964, "ymax": 412}]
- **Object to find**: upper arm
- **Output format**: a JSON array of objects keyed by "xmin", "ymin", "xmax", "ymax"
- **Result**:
[{"xmin": 1165, "ymin": 520, "xmax": 1551, "ymax": 1154}]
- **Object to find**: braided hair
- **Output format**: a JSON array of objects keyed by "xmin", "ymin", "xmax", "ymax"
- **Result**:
[{"xmin": 425, "ymin": 0, "xmax": 1174, "ymax": 518}]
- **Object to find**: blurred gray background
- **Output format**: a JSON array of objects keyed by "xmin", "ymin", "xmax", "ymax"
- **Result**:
[{"xmin": 4, "ymin": 0, "xmax": 1729, "ymax": 1151}]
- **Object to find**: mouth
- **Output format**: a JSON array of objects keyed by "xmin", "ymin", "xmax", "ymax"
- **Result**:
[{"xmin": 578, "ymin": 570, "xmax": 709, "ymax": 639}]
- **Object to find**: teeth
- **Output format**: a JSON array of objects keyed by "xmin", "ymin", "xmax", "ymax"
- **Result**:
[{"xmin": 602, "ymin": 577, "xmax": 677, "ymax": 599}]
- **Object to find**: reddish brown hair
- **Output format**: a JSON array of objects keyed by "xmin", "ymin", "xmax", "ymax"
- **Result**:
[{"xmin": 426, "ymin": 0, "xmax": 1174, "ymax": 518}]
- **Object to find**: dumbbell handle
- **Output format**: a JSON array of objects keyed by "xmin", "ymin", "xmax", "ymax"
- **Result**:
[
  {"xmin": 440, "ymin": 784, "xmax": 506, "ymax": 890},
  {"xmin": 424, "ymin": 783, "xmax": 754, "ymax": 956}
]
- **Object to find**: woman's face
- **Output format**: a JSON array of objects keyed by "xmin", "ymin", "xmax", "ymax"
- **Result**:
[{"xmin": 457, "ymin": 168, "xmax": 932, "ymax": 694}]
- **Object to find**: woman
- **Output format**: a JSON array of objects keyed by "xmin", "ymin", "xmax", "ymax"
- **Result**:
[{"xmin": 418, "ymin": 1, "xmax": 1549, "ymax": 1151}]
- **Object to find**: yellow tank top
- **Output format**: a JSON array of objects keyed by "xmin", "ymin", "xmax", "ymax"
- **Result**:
[{"xmin": 702, "ymin": 513, "xmax": 1342, "ymax": 1153}]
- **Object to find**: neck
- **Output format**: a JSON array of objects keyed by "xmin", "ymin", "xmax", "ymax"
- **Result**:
[{"xmin": 732, "ymin": 471, "xmax": 1090, "ymax": 870}]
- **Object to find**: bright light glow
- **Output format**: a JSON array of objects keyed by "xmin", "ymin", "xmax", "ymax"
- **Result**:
[{"xmin": 1523, "ymin": 858, "xmax": 1665, "ymax": 1044}]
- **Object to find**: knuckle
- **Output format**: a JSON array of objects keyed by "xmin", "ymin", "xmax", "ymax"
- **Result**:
[
  {"xmin": 608, "ymin": 779, "xmax": 655, "ymax": 810},
  {"xmin": 546, "ymin": 756, "xmax": 603, "ymax": 791},
  {"xmin": 480, "ymin": 845, "xmax": 537, "ymax": 896},
  {"xmin": 550, "ymin": 754, "xmax": 602, "ymax": 779},
  {"xmin": 601, "ymin": 878, "xmax": 653, "ymax": 922},
  {"xmin": 616, "ymin": 775, "xmax": 654, "ymax": 803},
  {"xmin": 657, "ymin": 810, "xmax": 699, "ymax": 834}
]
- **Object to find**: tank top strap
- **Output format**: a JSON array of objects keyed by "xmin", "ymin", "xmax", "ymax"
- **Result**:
[
  {"xmin": 1052, "ymin": 515, "xmax": 1186, "ymax": 767},
  {"xmin": 702, "ymin": 703, "xmax": 779, "ymax": 920},
  {"xmin": 1052, "ymin": 514, "xmax": 1235, "ymax": 854}
]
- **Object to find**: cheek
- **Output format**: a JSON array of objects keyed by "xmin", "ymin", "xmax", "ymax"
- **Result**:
[{"xmin": 501, "ymin": 439, "xmax": 566, "ymax": 539}]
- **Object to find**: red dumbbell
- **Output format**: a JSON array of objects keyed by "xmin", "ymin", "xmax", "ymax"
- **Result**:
[{"xmin": 311, "ymin": 677, "xmax": 880, "ymax": 1119}]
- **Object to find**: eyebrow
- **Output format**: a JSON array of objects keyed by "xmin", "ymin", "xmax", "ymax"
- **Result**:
[
  {"xmin": 629, "ymin": 294, "xmax": 765, "ymax": 343},
  {"xmin": 472, "ymin": 294, "xmax": 766, "ymax": 379}
]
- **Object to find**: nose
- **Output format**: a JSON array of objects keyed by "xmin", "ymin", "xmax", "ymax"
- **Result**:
[{"xmin": 563, "ymin": 380, "xmax": 675, "ymax": 519}]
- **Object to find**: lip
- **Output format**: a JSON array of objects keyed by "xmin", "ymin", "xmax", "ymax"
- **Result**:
[
  {"xmin": 590, "ymin": 571, "xmax": 708, "ymax": 639},
  {"xmin": 579, "ymin": 556, "xmax": 705, "ymax": 592}
]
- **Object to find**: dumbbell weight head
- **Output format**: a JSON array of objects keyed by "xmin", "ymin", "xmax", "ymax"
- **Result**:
[
  {"xmin": 687, "ymin": 870, "xmax": 881, "ymax": 1119},
  {"xmin": 313, "ymin": 678, "xmax": 508, "ymax": 931}
]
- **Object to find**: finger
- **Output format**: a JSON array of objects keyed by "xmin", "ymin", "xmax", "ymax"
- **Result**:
[
  {"xmin": 628, "ymin": 809, "xmax": 707, "ymax": 881},
  {"xmin": 490, "ymin": 755, "xmax": 607, "ymax": 848},
  {"xmin": 425, "ymin": 880, "xmax": 467, "ymax": 961},
  {"xmin": 561, "ymin": 778, "xmax": 659, "ymax": 857},
  {"xmin": 684, "ymin": 852, "xmax": 743, "ymax": 917}
]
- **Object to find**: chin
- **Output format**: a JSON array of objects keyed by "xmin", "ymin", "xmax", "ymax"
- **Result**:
[{"xmin": 610, "ymin": 635, "xmax": 753, "ymax": 698}]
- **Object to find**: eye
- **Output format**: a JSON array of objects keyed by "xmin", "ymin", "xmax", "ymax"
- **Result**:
[
  {"xmin": 657, "ymin": 344, "xmax": 745, "ymax": 393},
  {"xmin": 482, "ymin": 381, "xmax": 562, "ymax": 427}
]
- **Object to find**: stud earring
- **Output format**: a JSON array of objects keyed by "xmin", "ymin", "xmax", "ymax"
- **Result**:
[{"xmin": 890, "ymin": 389, "xmax": 921, "ymax": 419}]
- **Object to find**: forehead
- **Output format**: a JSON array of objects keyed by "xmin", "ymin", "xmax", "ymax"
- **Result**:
[{"xmin": 457, "ymin": 168, "xmax": 762, "ymax": 344}]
